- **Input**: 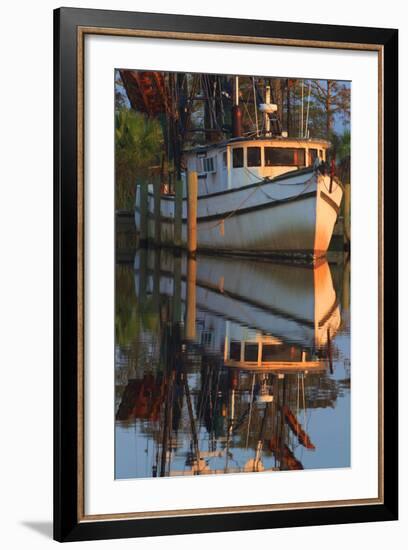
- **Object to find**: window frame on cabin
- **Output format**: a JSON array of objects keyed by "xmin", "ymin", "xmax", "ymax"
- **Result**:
[
  {"xmin": 197, "ymin": 155, "xmax": 216, "ymax": 173},
  {"xmin": 232, "ymin": 147, "xmax": 244, "ymax": 168},
  {"xmin": 247, "ymin": 146, "xmax": 262, "ymax": 167},
  {"xmin": 244, "ymin": 342, "xmax": 259, "ymax": 362},
  {"xmin": 308, "ymin": 148, "xmax": 318, "ymax": 165},
  {"xmin": 264, "ymin": 147, "xmax": 306, "ymax": 167}
]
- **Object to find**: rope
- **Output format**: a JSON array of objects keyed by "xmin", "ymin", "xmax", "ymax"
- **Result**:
[
  {"xmin": 320, "ymin": 174, "xmax": 340, "ymax": 194},
  {"xmin": 243, "ymin": 165, "xmax": 314, "ymax": 186},
  {"xmin": 197, "ymin": 184, "xmax": 260, "ymax": 231},
  {"xmin": 198, "ymin": 168, "xmax": 317, "ymax": 232},
  {"xmin": 258, "ymin": 172, "xmax": 316, "ymax": 202},
  {"xmin": 301, "ymin": 373, "xmax": 307, "ymax": 430}
]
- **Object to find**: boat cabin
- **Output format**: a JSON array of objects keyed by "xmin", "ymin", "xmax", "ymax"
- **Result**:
[
  {"xmin": 220, "ymin": 323, "xmax": 326, "ymax": 373},
  {"xmin": 183, "ymin": 137, "xmax": 330, "ymax": 194}
]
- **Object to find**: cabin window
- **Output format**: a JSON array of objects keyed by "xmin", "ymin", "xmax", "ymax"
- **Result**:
[
  {"xmin": 308, "ymin": 148, "xmax": 318, "ymax": 165},
  {"xmin": 201, "ymin": 331, "xmax": 213, "ymax": 347},
  {"xmin": 244, "ymin": 343, "xmax": 258, "ymax": 362},
  {"xmin": 229, "ymin": 341, "xmax": 241, "ymax": 361},
  {"xmin": 247, "ymin": 147, "xmax": 261, "ymax": 167},
  {"xmin": 222, "ymin": 151, "xmax": 227, "ymax": 167},
  {"xmin": 262, "ymin": 344, "xmax": 285, "ymax": 362},
  {"xmin": 264, "ymin": 147, "xmax": 306, "ymax": 167},
  {"xmin": 201, "ymin": 157, "xmax": 215, "ymax": 172},
  {"xmin": 232, "ymin": 147, "xmax": 244, "ymax": 168}
]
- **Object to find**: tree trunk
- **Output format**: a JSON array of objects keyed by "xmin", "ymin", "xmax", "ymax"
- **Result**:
[
  {"xmin": 326, "ymin": 80, "xmax": 332, "ymax": 138},
  {"xmin": 286, "ymin": 78, "xmax": 291, "ymax": 136}
]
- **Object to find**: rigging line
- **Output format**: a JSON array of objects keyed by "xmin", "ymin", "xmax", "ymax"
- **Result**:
[
  {"xmin": 305, "ymin": 80, "xmax": 312, "ymax": 138},
  {"xmin": 320, "ymin": 174, "xmax": 340, "ymax": 194},
  {"xmin": 296, "ymin": 373, "xmax": 300, "ymax": 429},
  {"xmin": 183, "ymin": 372, "xmax": 201, "ymax": 473},
  {"xmin": 218, "ymin": 284, "xmax": 266, "ymax": 331},
  {"xmin": 197, "ymin": 170, "xmax": 316, "ymax": 232},
  {"xmin": 301, "ymin": 373, "xmax": 306, "ymax": 428},
  {"xmin": 245, "ymin": 373, "xmax": 256, "ymax": 450},
  {"xmin": 216, "ymin": 75, "xmax": 224, "ymax": 128},
  {"xmin": 212, "ymin": 76, "xmax": 220, "ymax": 129},
  {"xmin": 258, "ymin": 173, "xmax": 315, "ymax": 202},
  {"xmin": 204, "ymin": 74, "xmax": 220, "ymax": 130},
  {"xmin": 243, "ymin": 164, "xmax": 315, "ymax": 185},
  {"xmin": 243, "ymin": 101, "xmax": 255, "ymax": 129},
  {"xmin": 197, "ymin": 363, "xmax": 212, "ymax": 424},
  {"xmin": 204, "ymin": 75, "xmax": 214, "ymax": 128},
  {"xmin": 197, "ymin": 184, "xmax": 260, "ymax": 231},
  {"xmin": 300, "ymin": 80, "xmax": 304, "ymax": 138},
  {"xmin": 252, "ymin": 77, "xmax": 259, "ymax": 136},
  {"xmin": 243, "ymin": 165, "xmax": 316, "ymax": 196},
  {"xmin": 243, "ymin": 83, "xmax": 255, "ymax": 125}
]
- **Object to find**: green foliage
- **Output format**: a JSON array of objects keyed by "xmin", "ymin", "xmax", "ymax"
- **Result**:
[
  {"xmin": 115, "ymin": 264, "xmax": 161, "ymax": 349},
  {"xmin": 309, "ymin": 80, "xmax": 350, "ymax": 138},
  {"xmin": 330, "ymin": 130, "xmax": 351, "ymax": 184},
  {"xmin": 115, "ymin": 108, "xmax": 163, "ymax": 210},
  {"xmin": 278, "ymin": 79, "xmax": 350, "ymax": 139},
  {"xmin": 331, "ymin": 130, "xmax": 350, "ymax": 161}
]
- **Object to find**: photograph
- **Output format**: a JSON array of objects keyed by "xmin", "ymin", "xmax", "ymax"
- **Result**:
[
  {"xmin": 114, "ymin": 69, "xmax": 351, "ymax": 480},
  {"xmin": 0, "ymin": 0, "xmax": 401, "ymax": 547}
]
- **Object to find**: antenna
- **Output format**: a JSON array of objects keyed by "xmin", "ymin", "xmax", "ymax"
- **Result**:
[
  {"xmin": 252, "ymin": 77, "xmax": 259, "ymax": 137},
  {"xmin": 304, "ymin": 81, "xmax": 312, "ymax": 138},
  {"xmin": 232, "ymin": 76, "xmax": 242, "ymax": 137}
]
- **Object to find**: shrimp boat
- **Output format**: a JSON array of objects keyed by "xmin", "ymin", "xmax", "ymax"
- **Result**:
[{"xmin": 135, "ymin": 79, "xmax": 344, "ymax": 261}]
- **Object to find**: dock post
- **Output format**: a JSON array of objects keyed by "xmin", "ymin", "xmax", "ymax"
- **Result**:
[
  {"xmin": 174, "ymin": 179, "xmax": 183, "ymax": 248},
  {"xmin": 327, "ymin": 328, "xmax": 333, "ymax": 374},
  {"xmin": 187, "ymin": 171, "xmax": 198, "ymax": 257},
  {"xmin": 138, "ymin": 247, "xmax": 148, "ymax": 308},
  {"xmin": 173, "ymin": 255, "xmax": 182, "ymax": 324},
  {"xmin": 153, "ymin": 179, "xmax": 161, "ymax": 246},
  {"xmin": 342, "ymin": 257, "xmax": 350, "ymax": 314},
  {"xmin": 185, "ymin": 256, "xmax": 197, "ymax": 341},
  {"xmin": 152, "ymin": 248, "xmax": 161, "ymax": 311},
  {"xmin": 343, "ymin": 182, "xmax": 351, "ymax": 249},
  {"xmin": 139, "ymin": 180, "xmax": 148, "ymax": 245}
]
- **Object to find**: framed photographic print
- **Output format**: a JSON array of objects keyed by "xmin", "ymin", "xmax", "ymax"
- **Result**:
[{"xmin": 54, "ymin": 7, "xmax": 398, "ymax": 542}]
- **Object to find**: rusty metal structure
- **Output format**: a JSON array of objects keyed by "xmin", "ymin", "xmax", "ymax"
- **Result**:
[{"xmin": 119, "ymin": 70, "xmax": 171, "ymax": 117}]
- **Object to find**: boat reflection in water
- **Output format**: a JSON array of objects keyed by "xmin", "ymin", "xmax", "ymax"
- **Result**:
[{"xmin": 115, "ymin": 249, "xmax": 350, "ymax": 479}]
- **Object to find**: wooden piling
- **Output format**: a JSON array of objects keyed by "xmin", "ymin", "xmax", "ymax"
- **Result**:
[
  {"xmin": 185, "ymin": 256, "xmax": 197, "ymax": 340},
  {"xmin": 172, "ymin": 255, "xmax": 182, "ymax": 324},
  {"xmin": 152, "ymin": 249, "xmax": 161, "ymax": 310},
  {"xmin": 153, "ymin": 180, "xmax": 161, "ymax": 246},
  {"xmin": 183, "ymin": 372, "xmax": 201, "ymax": 469},
  {"xmin": 174, "ymin": 179, "xmax": 183, "ymax": 248},
  {"xmin": 343, "ymin": 182, "xmax": 351, "ymax": 248},
  {"xmin": 138, "ymin": 247, "xmax": 148, "ymax": 307},
  {"xmin": 187, "ymin": 171, "xmax": 198, "ymax": 256},
  {"xmin": 139, "ymin": 181, "xmax": 148, "ymax": 244},
  {"xmin": 327, "ymin": 328, "xmax": 333, "ymax": 374},
  {"xmin": 342, "ymin": 257, "xmax": 350, "ymax": 314}
]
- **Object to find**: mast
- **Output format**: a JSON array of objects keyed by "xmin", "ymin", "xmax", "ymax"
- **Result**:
[
  {"xmin": 231, "ymin": 76, "xmax": 242, "ymax": 138},
  {"xmin": 300, "ymin": 80, "xmax": 304, "ymax": 138},
  {"xmin": 252, "ymin": 77, "xmax": 259, "ymax": 137}
]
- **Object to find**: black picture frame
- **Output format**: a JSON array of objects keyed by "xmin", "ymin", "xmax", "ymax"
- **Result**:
[{"xmin": 54, "ymin": 7, "xmax": 398, "ymax": 542}]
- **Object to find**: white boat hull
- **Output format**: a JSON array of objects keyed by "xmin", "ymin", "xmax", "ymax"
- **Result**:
[{"xmin": 135, "ymin": 168, "xmax": 343, "ymax": 259}]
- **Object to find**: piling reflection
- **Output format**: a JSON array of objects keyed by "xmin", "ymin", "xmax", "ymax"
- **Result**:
[{"xmin": 115, "ymin": 249, "xmax": 350, "ymax": 479}]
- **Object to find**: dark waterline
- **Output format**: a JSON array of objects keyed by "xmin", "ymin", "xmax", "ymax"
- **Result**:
[{"xmin": 115, "ymin": 244, "xmax": 350, "ymax": 479}]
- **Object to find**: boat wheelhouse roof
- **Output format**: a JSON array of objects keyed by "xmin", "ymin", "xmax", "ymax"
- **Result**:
[{"xmin": 184, "ymin": 136, "xmax": 332, "ymax": 155}]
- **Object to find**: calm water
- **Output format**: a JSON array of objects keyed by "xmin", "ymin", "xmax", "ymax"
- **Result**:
[{"xmin": 115, "ymin": 247, "xmax": 350, "ymax": 479}]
